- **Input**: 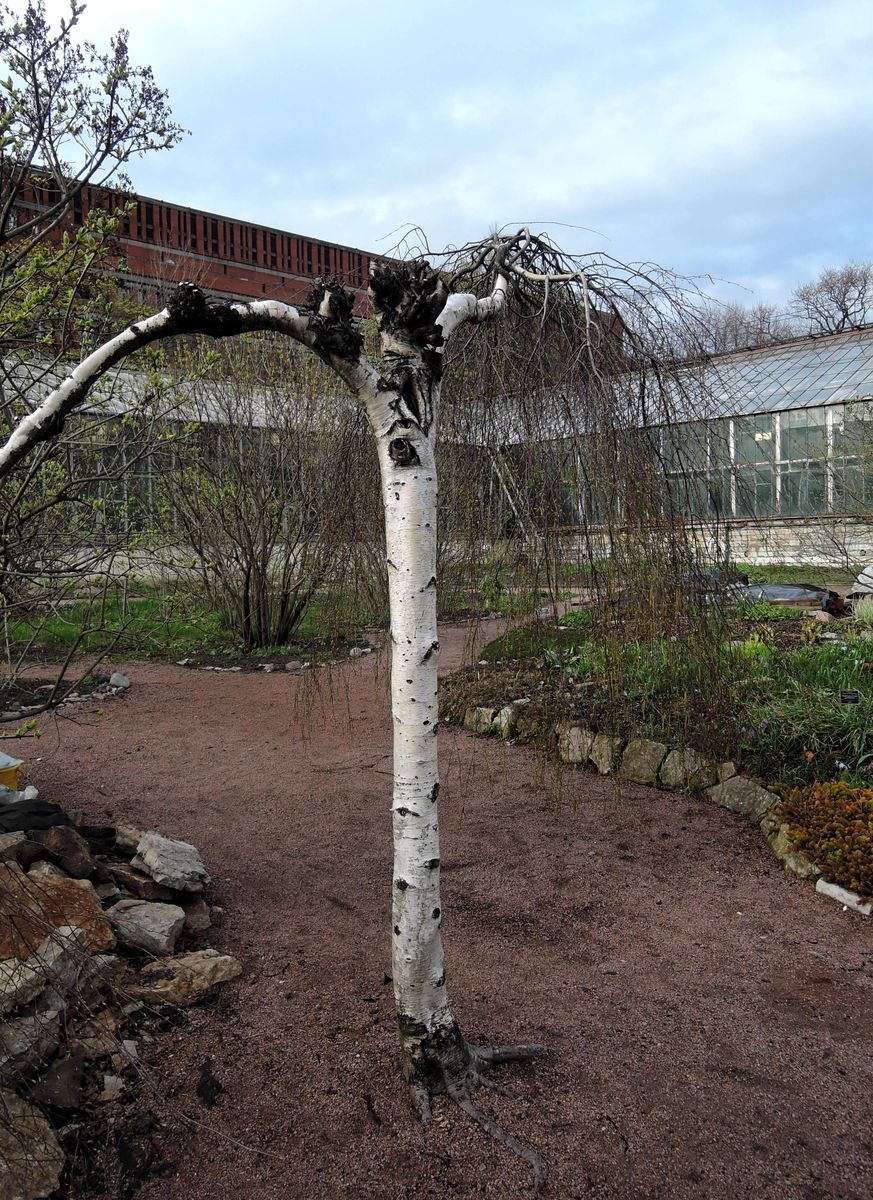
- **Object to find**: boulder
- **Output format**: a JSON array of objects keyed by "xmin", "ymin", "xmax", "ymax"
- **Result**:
[
  {"xmin": 619, "ymin": 738, "xmax": 669, "ymax": 785},
  {"xmin": 704, "ymin": 775, "xmax": 779, "ymax": 822},
  {"xmin": 181, "ymin": 896, "xmax": 211, "ymax": 934},
  {"xmin": 109, "ymin": 671, "xmax": 130, "ymax": 689},
  {"xmin": 27, "ymin": 826, "xmax": 95, "ymax": 878},
  {"xmin": 0, "ymin": 831, "xmax": 28, "ymax": 863},
  {"xmin": 29, "ymin": 1051, "xmax": 85, "ymax": 1109},
  {"xmin": 127, "ymin": 948, "xmax": 242, "ymax": 1006},
  {"xmin": 659, "ymin": 747, "xmax": 718, "ymax": 791},
  {"xmin": 815, "ymin": 878, "xmax": 872, "ymax": 916},
  {"xmin": 463, "ymin": 706, "xmax": 496, "ymax": 735},
  {"xmin": 556, "ymin": 723, "xmax": 594, "ymax": 765},
  {"xmin": 115, "ymin": 824, "xmax": 145, "ymax": 854},
  {"xmin": 496, "ymin": 699, "xmax": 530, "ymax": 740},
  {"xmin": 106, "ymin": 862, "xmax": 176, "ymax": 902},
  {"xmin": 0, "ymin": 1010, "xmax": 61, "ymax": 1080},
  {"xmin": 0, "ymin": 1087, "xmax": 65, "ymax": 1200},
  {"xmin": 133, "ymin": 831, "xmax": 210, "ymax": 893},
  {"xmin": 27, "ymin": 861, "xmax": 68, "ymax": 880},
  {"xmin": 0, "ymin": 926, "xmax": 90, "ymax": 1016},
  {"xmin": 768, "ymin": 823, "xmax": 821, "ymax": 879},
  {"xmin": 106, "ymin": 899, "xmax": 185, "ymax": 956},
  {"xmin": 0, "ymin": 863, "xmax": 115, "ymax": 958},
  {"xmin": 589, "ymin": 734, "xmax": 624, "ymax": 775},
  {"xmin": 717, "ymin": 761, "xmax": 738, "ymax": 783}
]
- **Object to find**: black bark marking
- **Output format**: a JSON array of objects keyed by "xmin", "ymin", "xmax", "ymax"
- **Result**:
[
  {"xmin": 430, "ymin": 783, "xmax": 440, "ymax": 803},
  {"xmin": 395, "ymin": 807, "xmax": 419, "ymax": 818},
  {"xmin": 421, "ymin": 640, "xmax": 440, "ymax": 662},
  {"xmin": 434, "ymin": 973, "xmax": 446, "ymax": 988},
  {"xmin": 425, "ymin": 858, "xmax": 440, "ymax": 870},
  {"xmin": 395, "ymin": 878, "xmax": 409, "ymax": 890},
  {"xmin": 432, "ymin": 907, "xmax": 441, "ymax": 919},
  {"xmin": 168, "ymin": 281, "xmax": 244, "ymax": 337},
  {"xmin": 304, "ymin": 275, "xmax": 364, "ymax": 359},
  {"xmin": 389, "ymin": 437, "xmax": 420, "ymax": 466},
  {"xmin": 393, "ymin": 924, "xmax": 401, "ymax": 935}
]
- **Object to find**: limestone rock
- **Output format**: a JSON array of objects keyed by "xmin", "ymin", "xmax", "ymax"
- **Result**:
[
  {"xmin": 0, "ymin": 1087, "xmax": 65, "ymax": 1199},
  {"xmin": 27, "ymin": 861, "xmax": 68, "ymax": 880},
  {"xmin": 619, "ymin": 738, "xmax": 669, "ymax": 785},
  {"xmin": 767, "ymin": 823, "xmax": 821, "ymax": 879},
  {"xmin": 0, "ymin": 926, "xmax": 90, "ymax": 1016},
  {"xmin": 134, "ymin": 831, "xmax": 210, "ymax": 893},
  {"xmin": 815, "ymin": 878, "xmax": 872, "ymax": 916},
  {"xmin": 759, "ymin": 809, "xmax": 782, "ymax": 839},
  {"xmin": 106, "ymin": 899, "xmax": 185, "ymax": 956},
  {"xmin": 181, "ymin": 895, "xmax": 211, "ymax": 933},
  {"xmin": 0, "ymin": 1010, "xmax": 61, "ymax": 1080},
  {"xmin": 109, "ymin": 671, "xmax": 130, "ymax": 689},
  {"xmin": 659, "ymin": 748, "xmax": 718, "ymax": 791},
  {"xmin": 0, "ymin": 863, "xmax": 115, "ymax": 958},
  {"xmin": 127, "ymin": 948, "xmax": 242, "ymax": 1006},
  {"xmin": 589, "ymin": 734, "xmax": 624, "ymax": 775},
  {"xmin": 96, "ymin": 1073, "xmax": 124, "ymax": 1102},
  {"xmin": 107, "ymin": 861, "xmax": 176, "ymax": 901},
  {"xmin": 114, "ymin": 825, "xmax": 144, "ymax": 854},
  {"xmin": 496, "ymin": 699, "xmax": 530, "ymax": 740},
  {"xmin": 556, "ymin": 723, "xmax": 594, "ymax": 765},
  {"xmin": 717, "ymin": 761, "xmax": 738, "ymax": 783},
  {"xmin": 27, "ymin": 826, "xmax": 95, "ymax": 879},
  {"xmin": 705, "ymin": 775, "xmax": 778, "ymax": 822},
  {"xmin": 463, "ymin": 706, "xmax": 496, "ymax": 735}
]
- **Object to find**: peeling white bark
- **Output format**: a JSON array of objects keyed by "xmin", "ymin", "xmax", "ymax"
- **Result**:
[{"xmin": 375, "ymin": 423, "xmax": 456, "ymax": 1072}]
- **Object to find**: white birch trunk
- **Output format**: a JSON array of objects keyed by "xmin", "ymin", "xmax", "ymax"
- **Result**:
[{"xmin": 372, "ymin": 405, "xmax": 470, "ymax": 1091}]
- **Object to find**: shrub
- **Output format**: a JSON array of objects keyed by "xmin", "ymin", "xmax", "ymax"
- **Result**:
[{"xmin": 777, "ymin": 782, "xmax": 873, "ymax": 896}]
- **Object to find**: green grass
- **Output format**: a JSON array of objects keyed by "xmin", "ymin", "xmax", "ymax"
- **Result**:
[
  {"xmin": 5, "ymin": 590, "xmax": 230, "ymax": 658},
  {"xmin": 737, "ymin": 561, "xmax": 859, "ymax": 588}
]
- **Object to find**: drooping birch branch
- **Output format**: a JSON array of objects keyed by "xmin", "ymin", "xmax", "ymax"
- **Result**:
[{"xmin": 0, "ymin": 281, "xmax": 381, "ymax": 480}]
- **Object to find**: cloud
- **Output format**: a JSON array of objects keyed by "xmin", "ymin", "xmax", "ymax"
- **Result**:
[{"xmin": 39, "ymin": 0, "xmax": 873, "ymax": 302}]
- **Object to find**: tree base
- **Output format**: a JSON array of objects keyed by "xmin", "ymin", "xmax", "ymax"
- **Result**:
[{"xmin": 407, "ymin": 1041, "xmax": 547, "ymax": 1192}]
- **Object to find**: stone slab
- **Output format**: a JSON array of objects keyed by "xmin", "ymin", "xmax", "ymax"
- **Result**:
[{"xmin": 619, "ymin": 738, "xmax": 669, "ymax": 785}]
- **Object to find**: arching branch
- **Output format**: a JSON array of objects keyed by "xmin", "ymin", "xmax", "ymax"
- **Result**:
[{"xmin": 0, "ymin": 281, "xmax": 380, "ymax": 480}]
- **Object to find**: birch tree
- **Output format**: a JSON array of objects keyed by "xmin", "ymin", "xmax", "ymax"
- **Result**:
[{"xmin": 0, "ymin": 231, "xmax": 703, "ymax": 1186}]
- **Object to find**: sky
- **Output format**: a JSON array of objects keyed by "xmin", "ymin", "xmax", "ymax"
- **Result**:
[{"xmin": 43, "ymin": 0, "xmax": 873, "ymax": 306}]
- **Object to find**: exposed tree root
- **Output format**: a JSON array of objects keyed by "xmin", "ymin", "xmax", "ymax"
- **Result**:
[{"xmin": 408, "ymin": 1042, "xmax": 548, "ymax": 1192}]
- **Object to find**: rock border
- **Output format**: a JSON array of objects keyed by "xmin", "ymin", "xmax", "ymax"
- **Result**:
[{"xmin": 462, "ymin": 706, "xmax": 871, "ymax": 918}]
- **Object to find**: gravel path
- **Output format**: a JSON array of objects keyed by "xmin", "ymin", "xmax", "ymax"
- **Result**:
[{"xmin": 22, "ymin": 621, "xmax": 873, "ymax": 1199}]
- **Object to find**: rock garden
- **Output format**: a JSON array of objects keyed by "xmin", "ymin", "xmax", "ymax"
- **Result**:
[
  {"xmin": 441, "ymin": 593, "xmax": 873, "ymax": 915},
  {"xmin": 0, "ymin": 792, "xmax": 240, "ymax": 1199}
]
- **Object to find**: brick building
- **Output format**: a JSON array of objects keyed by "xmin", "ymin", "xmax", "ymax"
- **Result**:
[{"xmin": 15, "ymin": 178, "xmax": 376, "ymax": 313}]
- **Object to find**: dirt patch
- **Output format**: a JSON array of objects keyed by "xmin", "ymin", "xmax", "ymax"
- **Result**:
[{"xmin": 7, "ymin": 620, "xmax": 871, "ymax": 1199}]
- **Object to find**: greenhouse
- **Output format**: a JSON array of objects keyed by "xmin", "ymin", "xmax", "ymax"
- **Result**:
[{"xmin": 656, "ymin": 326, "xmax": 873, "ymax": 521}]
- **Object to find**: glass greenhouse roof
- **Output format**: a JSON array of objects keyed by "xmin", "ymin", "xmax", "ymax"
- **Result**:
[{"xmin": 673, "ymin": 326, "xmax": 873, "ymax": 422}]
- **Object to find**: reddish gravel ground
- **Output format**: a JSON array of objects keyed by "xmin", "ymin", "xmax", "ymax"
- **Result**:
[{"xmin": 15, "ymin": 621, "xmax": 873, "ymax": 1199}]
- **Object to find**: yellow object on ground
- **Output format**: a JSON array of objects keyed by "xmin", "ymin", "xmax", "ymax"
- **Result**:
[{"xmin": 0, "ymin": 751, "xmax": 24, "ymax": 790}]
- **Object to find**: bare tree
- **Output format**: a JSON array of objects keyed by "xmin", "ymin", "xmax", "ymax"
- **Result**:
[
  {"xmin": 0, "ymin": 230, "xmax": 710, "ymax": 1185},
  {"xmin": 161, "ymin": 337, "xmax": 369, "ymax": 649},
  {"xmin": 0, "ymin": 0, "xmax": 182, "ymax": 719},
  {"xmin": 692, "ymin": 300, "xmax": 795, "ymax": 354},
  {"xmin": 790, "ymin": 262, "xmax": 873, "ymax": 334}
]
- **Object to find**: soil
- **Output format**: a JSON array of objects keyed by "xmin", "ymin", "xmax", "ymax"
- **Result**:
[{"xmin": 12, "ymin": 619, "xmax": 873, "ymax": 1199}]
